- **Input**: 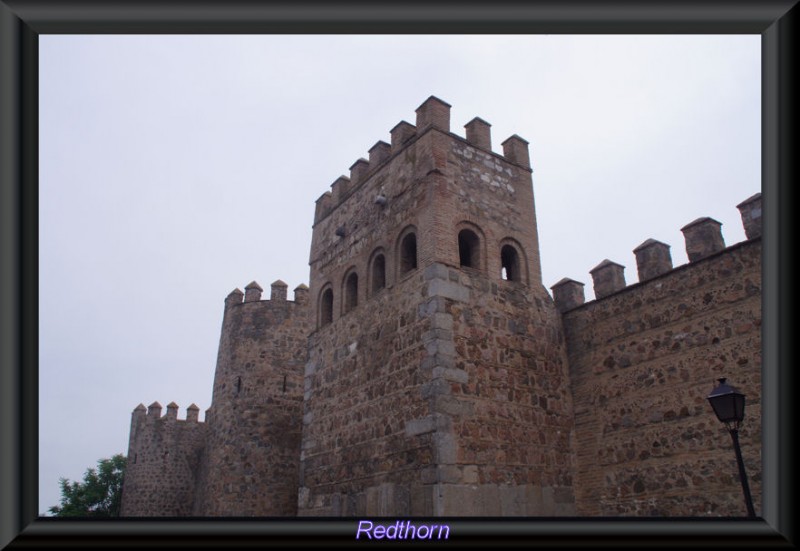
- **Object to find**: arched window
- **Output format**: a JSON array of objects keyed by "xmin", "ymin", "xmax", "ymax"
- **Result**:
[
  {"xmin": 319, "ymin": 287, "xmax": 333, "ymax": 327},
  {"xmin": 458, "ymin": 229, "xmax": 481, "ymax": 269},
  {"xmin": 399, "ymin": 232, "xmax": 418, "ymax": 275},
  {"xmin": 501, "ymin": 244, "xmax": 521, "ymax": 282},
  {"xmin": 371, "ymin": 253, "xmax": 386, "ymax": 296},
  {"xmin": 343, "ymin": 271, "xmax": 358, "ymax": 313}
]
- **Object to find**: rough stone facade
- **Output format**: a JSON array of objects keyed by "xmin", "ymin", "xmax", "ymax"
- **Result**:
[
  {"xmin": 120, "ymin": 402, "xmax": 206, "ymax": 516},
  {"xmin": 120, "ymin": 97, "xmax": 762, "ymax": 518},
  {"xmin": 564, "ymin": 240, "xmax": 761, "ymax": 516}
]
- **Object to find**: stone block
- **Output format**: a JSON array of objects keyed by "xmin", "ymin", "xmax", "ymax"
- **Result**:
[
  {"xmin": 432, "ymin": 366, "xmax": 468, "ymax": 383},
  {"xmin": 405, "ymin": 416, "xmax": 436, "ymax": 437},
  {"xmin": 427, "ymin": 279, "xmax": 470, "ymax": 302}
]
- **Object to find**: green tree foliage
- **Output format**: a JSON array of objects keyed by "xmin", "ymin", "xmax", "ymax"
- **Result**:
[{"xmin": 49, "ymin": 454, "xmax": 126, "ymax": 517}]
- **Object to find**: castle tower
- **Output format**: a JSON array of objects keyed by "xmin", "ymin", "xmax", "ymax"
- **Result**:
[
  {"xmin": 120, "ymin": 402, "xmax": 207, "ymax": 516},
  {"xmin": 300, "ymin": 97, "xmax": 577, "ymax": 516},
  {"xmin": 193, "ymin": 280, "xmax": 310, "ymax": 515}
]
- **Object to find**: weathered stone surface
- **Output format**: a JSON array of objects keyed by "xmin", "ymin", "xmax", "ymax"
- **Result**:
[
  {"xmin": 681, "ymin": 218, "xmax": 726, "ymax": 262},
  {"xmin": 121, "ymin": 97, "xmax": 762, "ymax": 520},
  {"xmin": 634, "ymin": 239, "xmax": 673, "ymax": 282},
  {"xmin": 564, "ymin": 240, "xmax": 761, "ymax": 516},
  {"xmin": 737, "ymin": 193, "xmax": 762, "ymax": 240},
  {"xmin": 120, "ymin": 405, "xmax": 207, "ymax": 516}
]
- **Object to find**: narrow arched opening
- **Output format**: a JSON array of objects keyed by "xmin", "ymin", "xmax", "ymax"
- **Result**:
[
  {"xmin": 400, "ymin": 232, "xmax": 418, "ymax": 275},
  {"xmin": 501, "ymin": 244, "xmax": 521, "ymax": 282},
  {"xmin": 344, "ymin": 272, "xmax": 358, "ymax": 313},
  {"xmin": 458, "ymin": 229, "xmax": 481, "ymax": 269},
  {"xmin": 371, "ymin": 254, "xmax": 386, "ymax": 296},
  {"xmin": 320, "ymin": 288, "xmax": 333, "ymax": 327}
]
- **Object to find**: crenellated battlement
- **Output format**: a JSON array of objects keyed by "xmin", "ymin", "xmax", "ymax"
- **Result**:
[
  {"xmin": 132, "ymin": 401, "xmax": 205, "ymax": 423},
  {"xmin": 551, "ymin": 192, "xmax": 762, "ymax": 311},
  {"xmin": 121, "ymin": 400, "xmax": 208, "ymax": 516},
  {"xmin": 224, "ymin": 280, "xmax": 308, "ymax": 309},
  {"xmin": 312, "ymin": 96, "xmax": 534, "ymax": 225}
]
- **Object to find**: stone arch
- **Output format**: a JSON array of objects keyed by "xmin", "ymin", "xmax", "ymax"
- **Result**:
[
  {"xmin": 396, "ymin": 226, "xmax": 418, "ymax": 277},
  {"xmin": 456, "ymin": 222, "xmax": 486, "ymax": 272},
  {"xmin": 342, "ymin": 267, "xmax": 359, "ymax": 314},
  {"xmin": 318, "ymin": 284, "xmax": 334, "ymax": 327},
  {"xmin": 369, "ymin": 248, "xmax": 387, "ymax": 297},
  {"xmin": 499, "ymin": 237, "xmax": 528, "ymax": 284}
]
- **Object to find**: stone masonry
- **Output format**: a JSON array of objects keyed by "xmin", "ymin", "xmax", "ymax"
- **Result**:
[{"xmin": 120, "ymin": 97, "xmax": 762, "ymax": 518}]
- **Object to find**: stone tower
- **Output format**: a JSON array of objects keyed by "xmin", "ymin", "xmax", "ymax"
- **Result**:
[
  {"xmin": 299, "ymin": 97, "xmax": 577, "ymax": 516},
  {"xmin": 120, "ymin": 401, "xmax": 206, "ymax": 516},
  {"xmin": 193, "ymin": 280, "xmax": 310, "ymax": 515}
]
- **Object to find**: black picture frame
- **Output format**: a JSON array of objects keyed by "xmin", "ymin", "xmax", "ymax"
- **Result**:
[{"xmin": 1, "ymin": 1, "xmax": 796, "ymax": 548}]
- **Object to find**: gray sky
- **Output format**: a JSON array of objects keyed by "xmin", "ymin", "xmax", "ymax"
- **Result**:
[{"xmin": 38, "ymin": 35, "xmax": 760, "ymax": 514}]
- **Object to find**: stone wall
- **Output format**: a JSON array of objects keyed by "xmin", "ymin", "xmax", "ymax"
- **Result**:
[
  {"xmin": 192, "ymin": 282, "xmax": 309, "ymax": 516},
  {"xmin": 300, "ymin": 272, "xmax": 434, "ymax": 515},
  {"xmin": 427, "ymin": 263, "xmax": 576, "ymax": 515},
  {"xmin": 120, "ymin": 403, "xmax": 207, "ymax": 516},
  {"xmin": 562, "ymin": 239, "xmax": 762, "ymax": 516}
]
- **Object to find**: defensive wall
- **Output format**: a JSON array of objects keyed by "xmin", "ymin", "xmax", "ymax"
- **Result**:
[
  {"xmin": 120, "ymin": 402, "xmax": 206, "ymax": 516},
  {"xmin": 120, "ymin": 97, "xmax": 762, "ymax": 519},
  {"xmin": 553, "ymin": 193, "xmax": 762, "ymax": 516}
]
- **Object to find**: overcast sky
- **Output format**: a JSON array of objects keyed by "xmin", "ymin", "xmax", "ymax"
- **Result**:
[{"xmin": 38, "ymin": 35, "xmax": 760, "ymax": 514}]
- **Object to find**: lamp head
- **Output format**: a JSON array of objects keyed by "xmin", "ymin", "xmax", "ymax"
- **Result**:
[{"xmin": 707, "ymin": 377, "xmax": 746, "ymax": 430}]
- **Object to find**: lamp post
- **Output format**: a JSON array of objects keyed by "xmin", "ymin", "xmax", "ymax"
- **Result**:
[{"xmin": 706, "ymin": 377, "xmax": 756, "ymax": 518}]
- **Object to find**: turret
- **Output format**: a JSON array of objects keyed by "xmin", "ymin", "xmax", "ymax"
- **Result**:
[{"xmin": 197, "ymin": 279, "xmax": 310, "ymax": 516}]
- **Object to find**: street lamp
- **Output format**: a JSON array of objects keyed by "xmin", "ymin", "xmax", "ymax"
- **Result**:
[{"xmin": 707, "ymin": 377, "xmax": 756, "ymax": 517}]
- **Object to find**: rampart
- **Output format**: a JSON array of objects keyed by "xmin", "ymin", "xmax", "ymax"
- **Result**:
[
  {"xmin": 553, "ymin": 194, "xmax": 762, "ymax": 516},
  {"xmin": 120, "ymin": 402, "xmax": 207, "ymax": 516}
]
